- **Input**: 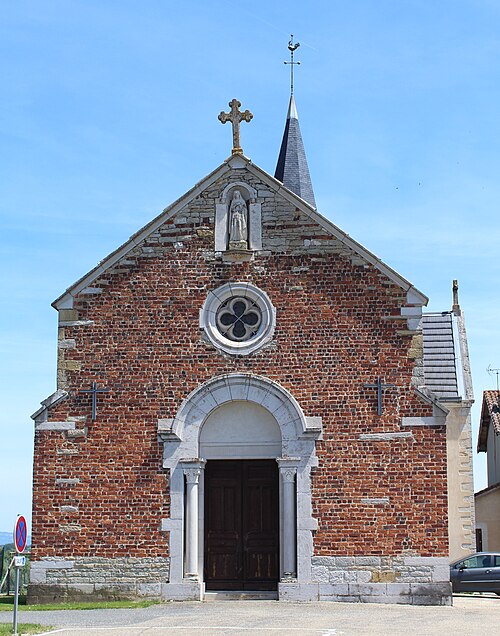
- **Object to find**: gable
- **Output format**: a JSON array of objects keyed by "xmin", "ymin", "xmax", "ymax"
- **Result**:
[{"xmin": 53, "ymin": 154, "xmax": 427, "ymax": 310}]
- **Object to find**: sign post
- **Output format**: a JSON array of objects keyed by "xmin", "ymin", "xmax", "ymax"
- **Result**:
[{"xmin": 12, "ymin": 515, "xmax": 28, "ymax": 636}]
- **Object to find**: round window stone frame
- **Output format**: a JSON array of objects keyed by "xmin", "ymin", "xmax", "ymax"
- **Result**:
[{"xmin": 200, "ymin": 282, "xmax": 276, "ymax": 356}]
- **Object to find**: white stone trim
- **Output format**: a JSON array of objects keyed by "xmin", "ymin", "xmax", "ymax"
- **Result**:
[
  {"xmin": 159, "ymin": 373, "xmax": 321, "ymax": 600},
  {"xmin": 414, "ymin": 387, "xmax": 450, "ymax": 415},
  {"xmin": 157, "ymin": 418, "xmax": 179, "ymax": 442},
  {"xmin": 400, "ymin": 305, "xmax": 422, "ymax": 331},
  {"xmin": 80, "ymin": 287, "xmax": 102, "ymax": 295},
  {"xmin": 199, "ymin": 282, "xmax": 275, "ymax": 356},
  {"xmin": 220, "ymin": 181, "xmax": 257, "ymax": 201},
  {"xmin": 214, "ymin": 181, "xmax": 262, "ymax": 253},
  {"xmin": 359, "ymin": 432, "xmax": 414, "ymax": 441},
  {"xmin": 401, "ymin": 416, "xmax": 446, "ymax": 427},
  {"xmin": 35, "ymin": 421, "xmax": 76, "ymax": 432},
  {"xmin": 361, "ymin": 498, "xmax": 390, "ymax": 505},
  {"xmin": 214, "ymin": 203, "xmax": 228, "ymax": 251},
  {"xmin": 31, "ymin": 389, "xmax": 68, "ymax": 422},
  {"xmin": 180, "ymin": 459, "xmax": 206, "ymax": 578},
  {"xmin": 58, "ymin": 320, "xmax": 94, "ymax": 327},
  {"xmin": 277, "ymin": 457, "xmax": 300, "ymax": 579},
  {"xmin": 167, "ymin": 373, "xmax": 319, "ymax": 442},
  {"xmin": 55, "ymin": 478, "xmax": 80, "ymax": 486},
  {"xmin": 248, "ymin": 202, "xmax": 262, "ymax": 251},
  {"xmin": 304, "ymin": 416, "xmax": 323, "ymax": 435}
]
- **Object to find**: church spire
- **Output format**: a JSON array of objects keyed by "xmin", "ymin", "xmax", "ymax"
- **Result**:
[{"xmin": 274, "ymin": 36, "xmax": 316, "ymax": 208}]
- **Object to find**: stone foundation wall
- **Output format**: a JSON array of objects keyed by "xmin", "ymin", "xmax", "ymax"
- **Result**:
[
  {"xmin": 28, "ymin": 556, "xmax": 170, "ymax": 603},
  {"xmin": 28, "ymin": 554, "xmax": 451, "ymax": 605},
  {"xmin": 309, "ymin": 555, "xmax": 451, "ymax": 605}
]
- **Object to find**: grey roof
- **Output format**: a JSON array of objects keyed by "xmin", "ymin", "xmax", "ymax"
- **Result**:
[
  {"xmin": 274, "ymin": 96, "xmax": 316, "ymax": 208},
  {"xmin": 422, "ymin": 312, "xmax": 460, "ymax": 400}
]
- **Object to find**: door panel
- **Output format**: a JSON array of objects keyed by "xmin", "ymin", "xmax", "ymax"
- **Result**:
[
  {"xmin": 243, "ymin": 462, "xmax": 279, "ymax": 589},
  {"xmin": 204, "ymin": 460, "xmax": 279, "ymax": 591},
  {"xmin": 204, "ymin": 463, "xmax": 242, "ymax": 588}
]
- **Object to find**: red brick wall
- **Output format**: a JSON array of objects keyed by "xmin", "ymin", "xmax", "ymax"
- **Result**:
[{"xmin": 32, "ymin": 171, "xmax": 447, "ymax": 561}]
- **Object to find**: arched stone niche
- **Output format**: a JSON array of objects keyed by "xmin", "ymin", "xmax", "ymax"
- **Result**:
[
  {"xmin": 158, "ymin": 373, "xmax": 322, "ymax": 599},
  {"xmin": 215, "ymin": 181, "xmax": 262, "ymax": 252}
]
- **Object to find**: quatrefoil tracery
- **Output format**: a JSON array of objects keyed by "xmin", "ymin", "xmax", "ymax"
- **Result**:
[{"xmin": 216, "ymin": 297, "xmax": 262, "ymax": 342}]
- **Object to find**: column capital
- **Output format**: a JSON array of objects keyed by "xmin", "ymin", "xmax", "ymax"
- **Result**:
[
  {"xmin": 277, "ymin": 456, "xmax": 300, "ymax": 471},
  {"xmin": 184, "ymin": 468, "xmax": 201, "ymax": 484},
  {"xmin": 277, "ymin": 457, "xmax": 300, "ymax": 482},
  {"xmin": 180, "ymin": 459, "xmax": 206, "ymax": 484},
  {"xmin": 281, "ymin": 468, "xmax": 297, "ymax": 483}
]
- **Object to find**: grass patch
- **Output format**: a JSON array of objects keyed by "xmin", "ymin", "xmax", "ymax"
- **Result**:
[
  {"xmin": 0, "ymin": 625, "xmax": 53, "ymax": 635},
  {"xmin": 0, "ymin": 595, "xmax": 159, "ymax": 611}
]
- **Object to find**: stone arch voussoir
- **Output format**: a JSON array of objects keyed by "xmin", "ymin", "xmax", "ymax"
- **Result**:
[{"xmin": 171, "ymin": 373, "xmax": 307, "ymax": 444}]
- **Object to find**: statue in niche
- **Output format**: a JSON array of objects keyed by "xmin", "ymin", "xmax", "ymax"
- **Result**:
[{"xmin": 228, "ymin": 190, "xmax": 249, "ymax": 250}]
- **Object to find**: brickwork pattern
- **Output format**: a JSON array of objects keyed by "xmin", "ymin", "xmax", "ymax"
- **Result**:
[{"xmin": 32, "ymin": 168, "xmax": 447, "ymax": 577}]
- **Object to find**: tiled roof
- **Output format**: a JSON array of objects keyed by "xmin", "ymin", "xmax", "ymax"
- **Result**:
[
  {"xmin": 478, "ymin": 390, "xmax": 500, "ymax": 452},
  {"xmin": 422, "ymin": 312, "xmax": 459, "ymax": 400},
  {"xmin": 274, "ymin": 96, "xmax": 316, "ymax": 208}
]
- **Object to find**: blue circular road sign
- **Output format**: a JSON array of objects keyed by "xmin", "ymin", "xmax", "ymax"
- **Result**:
[{"xmin": 14, "ymin": 516, "xmax": 28, "ymax": 553}]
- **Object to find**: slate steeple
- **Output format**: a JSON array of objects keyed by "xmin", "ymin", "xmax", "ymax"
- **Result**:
[
  {"xmin": 274, "ymin": 96, "xmax": 316, "ymax": 208},
  {"xmin": 274, "ymin": 36, "xmax": 316, "ymax": 208}
]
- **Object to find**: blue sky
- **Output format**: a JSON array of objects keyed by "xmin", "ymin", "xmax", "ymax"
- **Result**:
[{"xmin": 1, "ymin": 0, "xmax": 499, "ymax": 530}]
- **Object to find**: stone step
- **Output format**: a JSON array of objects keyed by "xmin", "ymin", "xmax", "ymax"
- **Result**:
[{"xmin": 204, "ymin": 591, "xmax": 278, "ymax": 601}]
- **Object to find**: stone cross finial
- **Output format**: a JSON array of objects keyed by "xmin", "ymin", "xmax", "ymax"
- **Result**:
[{"xmin": 218, "ymin": 99, "xmax": 253, "ymax": 155}]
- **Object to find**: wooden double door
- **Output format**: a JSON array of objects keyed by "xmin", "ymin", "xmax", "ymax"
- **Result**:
[{"xmin": 204, "ymin": 460, "xmax": 279, "ymax": 590}]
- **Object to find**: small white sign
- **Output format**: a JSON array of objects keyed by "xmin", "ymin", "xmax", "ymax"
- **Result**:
[{"xmin": 14, "ymin": 556, "xmax": 25, "ymax": 567}]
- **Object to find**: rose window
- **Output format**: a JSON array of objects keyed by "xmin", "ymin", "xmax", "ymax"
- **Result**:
[
  {"xmin": 216, "ymin": 297, "xmax": 262, "ymax": 342},
  {"xmin": 200, "ymin": 282, "xmax": 276, "ymax": 356}
]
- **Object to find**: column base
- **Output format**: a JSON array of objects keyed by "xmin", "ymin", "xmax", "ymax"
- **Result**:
[
  {"xmin": 278, "ymin": 581, "xmax": 319, "ymax": 601},
  {"xmin": 161, "ymin": 580, "xmax": 204, "ymax": 601}
]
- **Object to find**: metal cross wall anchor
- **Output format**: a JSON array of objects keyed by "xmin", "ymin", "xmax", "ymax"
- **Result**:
[
  {"xmin": 218, "ymin": 99, "xmax": 253, "ymax": 155},
  {"xmin": 362, "ymin": 377, "xmax": 396, "ymax": 416},
  {"xmin": 80, "ymin": 381, "xmax": 110, "ymax": 421}
]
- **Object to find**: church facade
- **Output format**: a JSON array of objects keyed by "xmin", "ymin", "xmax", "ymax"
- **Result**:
[{"xmin": 29, "ymin": 98, "xmax": 473, "ymax": 605}]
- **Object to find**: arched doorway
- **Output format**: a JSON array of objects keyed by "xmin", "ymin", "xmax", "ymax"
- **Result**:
[
  {"xmin": 159, "ymin": 373, "xmax": 322, "ymax": 600},
  {"xmin": 201, "ymin": 401, "xmax": 281, "ymax": 590}
]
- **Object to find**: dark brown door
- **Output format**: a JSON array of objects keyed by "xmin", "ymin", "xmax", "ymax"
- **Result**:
[{"xmin": 204, "ymin": 459, "xmax": 279, "ymax": 590}]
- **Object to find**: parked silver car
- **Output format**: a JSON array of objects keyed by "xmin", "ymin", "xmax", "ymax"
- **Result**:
[{"xmin": 450, "ymin": 552, "xmax": 500, "ymax": 594}]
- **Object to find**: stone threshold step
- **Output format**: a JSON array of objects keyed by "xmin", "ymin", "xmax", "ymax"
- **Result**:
[{"xmin": 204, "ymin": 591, "xmax": 278, "ymax": 601}]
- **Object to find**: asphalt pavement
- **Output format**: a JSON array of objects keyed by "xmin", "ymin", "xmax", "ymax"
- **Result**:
[{"xmin": 1, "ymin": 594, "xmax": 499, "ymax": 636}]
